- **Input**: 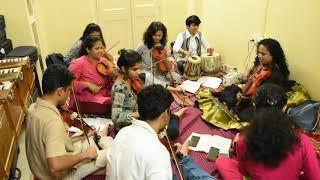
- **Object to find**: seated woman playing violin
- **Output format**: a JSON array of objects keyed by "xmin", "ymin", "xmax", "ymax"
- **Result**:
[
  {"xmin": 111, "ymin": 49, "xmax": 142, "ymax": 130},
  {"xmin": 112, "ymin": 49, "xmax": 184, "ymax": 131},
  {"xmin": 210, "ymin": 38, "xmax": 292, "ymax": 122},
  {"xmin": 239, "ymin": 38, "xmax": 291, "ymax": 98},
  {"xmin": 136, "ymin": 21, "xmax": 182, "ymax": 88},
  {"xmin": 224, "ymin": 39, "xmax": 290, "ymax": 108},
  {"xmin": 68, "ymin": 35, "xmax": 114, "ymax": 115}
]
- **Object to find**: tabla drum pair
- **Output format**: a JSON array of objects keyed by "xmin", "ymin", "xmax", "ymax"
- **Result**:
[
  {"xmin": 183, "ymin": 53, "xmax": 222, "ymax": 80},
  {"xmin": 200, "ymin": 53, "xmax": 222, "ymax": 75}
]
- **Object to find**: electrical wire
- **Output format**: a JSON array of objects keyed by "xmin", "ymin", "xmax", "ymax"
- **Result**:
[{"xmin": 243, "ymin": 41, "xmax": 256, "ymax": 71}]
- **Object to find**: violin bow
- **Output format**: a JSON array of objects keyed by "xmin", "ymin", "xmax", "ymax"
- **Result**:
[
  {"xmin": 102, "ymin": 41, "xmax": 120, "ymax": 61},
  {"xmin": 105, "ymin": 41, "xmax": 120, "ymax": 54},
  {"xmin": 164, "ymin": 133, "xmax": 185, "ymax": 180},
  {"xmin": 71, "ymin": 83, "xmax": 91, "ymax": 145},
  {"xmin": 211, "ymin": 95, "xmax": 244, "ymax": 128}
]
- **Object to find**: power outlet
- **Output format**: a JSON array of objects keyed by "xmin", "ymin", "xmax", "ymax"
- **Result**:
[{"xmin": 249, "ymin": 33, "xmax": 263, "ymax": 44}]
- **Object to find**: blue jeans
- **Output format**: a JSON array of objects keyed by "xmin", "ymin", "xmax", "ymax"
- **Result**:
[{"xmin": 173, "ymin": 156, "xmax": 216, "ymax": 180}]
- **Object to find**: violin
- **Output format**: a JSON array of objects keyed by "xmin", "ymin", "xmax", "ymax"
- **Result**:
[
  {"xmin": 60, "ymin": 108, "xmax": 102, "ymax": 150},
  {"xmin": 152, "ymin": 45, "xmax": 173, "ymax": 73},
  {"xmin": 159, "ymin": 133, "xmax": 185, "ymax": 180},
  {"xmin": 60, "ymin": 108, "xmax": 93, "ymax": 134},
  {"xmin": 96, "ymin": 41, "xmax": 121, "ymax": 79},
  {"xmin": 152, "ymin": 45, "xmax": 176, "ymax": 87},
  {"xmin": 242, "ymin": 64, "xmax": 272, "ymax": 96},
  {"xmin": 96, "ymin": 59, "xmax": 118, "ymax": 79}
]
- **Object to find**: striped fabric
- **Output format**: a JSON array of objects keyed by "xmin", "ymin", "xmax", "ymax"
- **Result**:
[
  {"xmin": 177, "ymin": 108, "xmax": 238, "ymax": 176},
  {"xmin": 171, "ymin": 91, "xmax": 198, "ymax": 111}
]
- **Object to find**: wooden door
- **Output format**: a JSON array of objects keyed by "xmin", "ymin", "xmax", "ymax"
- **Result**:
[{"xmin": 97, "ymin": 0, "xmax": 162, "ymax": 56}]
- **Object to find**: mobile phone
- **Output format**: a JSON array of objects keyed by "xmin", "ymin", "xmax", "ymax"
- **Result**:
[
  {"xmin": 189, "ymin": 136, "xmax": 200, "ymax": 147},
  {"xmin": 207, "ymin": 147, "xmax": 220, "ymax": 161}
]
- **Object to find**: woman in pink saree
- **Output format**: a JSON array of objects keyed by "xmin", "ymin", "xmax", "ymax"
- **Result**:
[{"xmin": 68, "ymin": 35, "xmax": 114, "ymax": 115}]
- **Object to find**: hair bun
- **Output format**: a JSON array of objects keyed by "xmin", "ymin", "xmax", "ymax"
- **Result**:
[{"xmin": 118, "ymin": 49, "xmax": 127, "ymax": 56}]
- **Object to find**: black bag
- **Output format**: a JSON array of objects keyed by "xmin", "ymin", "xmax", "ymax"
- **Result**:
[
  {"xmin": 0, "ymin": 47, "xmax": 5, "ymax": 60},
  {"xmin": 287, "ymin": 100, "xmax": 320, "ymax": 132},
  {"xmin": 7, "ymin": 46, "xmax": 38, "ymax": 63},
  {"xmin": 0, "ymin": 39, "xmax": 13, "ymax": 55},
  {"xmin": 0, "ymin": 15, "xmax": 5, "ymax": 30},
  {"xmin": 0, "ymin": 29, "xmax": 6, "ymax": 44},
  {"xmin": 45, "ymin": 53, "xmax": 67, "ymax": 67}
]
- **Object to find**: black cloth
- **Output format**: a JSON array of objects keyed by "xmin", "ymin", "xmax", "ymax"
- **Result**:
[{"xmin": 177, "ymin": 60, "xmax": 186, "ymax": 74}]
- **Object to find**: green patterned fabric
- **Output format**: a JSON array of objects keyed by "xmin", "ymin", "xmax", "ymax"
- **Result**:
[
  {"xmin": 286, "ymin": 83, "xmax": 311, "ymax": 108},
  {"xmin": 198, "ymin": 89, "xmax": 249, "ymax": 130},
  {"xmin": 199, "ymin": 83, "xmax": 310, "ymax": 130}
]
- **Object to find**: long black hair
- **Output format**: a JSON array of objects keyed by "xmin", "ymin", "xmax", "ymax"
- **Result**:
[
  {"xmin": 117, "ymin": 49, "xmax": 143, "ymax": 70},
  {"xmin": 253, "ymin": 83, "xmax": 287, "ymax": 109},
  {"xmin": 255, "ymin": 38, "xmax": 291, "ymax": 90},
  {"xmin": 143, "ymin": 21, "xmax": 168, "ymax": 49},
  {"xmin": 80, "ymin": 23, "xmax": 106, "ymax": 47},
  {"xmin": 244, "ymin": 108, "xmax": 300, "ymax": 167},
  {"xmin": 79, "ymin": 35, "xmax": 102, "ymax": 56}
]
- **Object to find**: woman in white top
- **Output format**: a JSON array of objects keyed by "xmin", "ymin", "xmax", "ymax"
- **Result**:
[{"xmin": 136, "ymin": 21, "xmax": 182, "ymax": 89}]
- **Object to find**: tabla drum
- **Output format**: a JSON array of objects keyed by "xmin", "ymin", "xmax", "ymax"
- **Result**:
[
  {"xmin": 200, "ymin": 53, "xmax": 222, "ymax": 75},
  {"xmin": 183, "ymin": 55, "xmax": 202, "ymax": 80}
]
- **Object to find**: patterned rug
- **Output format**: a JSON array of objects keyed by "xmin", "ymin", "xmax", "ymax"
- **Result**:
[{"xmin": 177, "ymin": 107, "xmax": 238, "ymax": 178}]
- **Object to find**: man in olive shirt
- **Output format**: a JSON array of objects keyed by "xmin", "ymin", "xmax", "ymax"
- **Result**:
[{"xmin": 26, "ymin": 65, "xmax": 111, "ymax": 179}]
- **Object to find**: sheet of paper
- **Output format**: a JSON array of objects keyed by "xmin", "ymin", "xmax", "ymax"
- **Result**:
[
  {"xmin": 187, "ymin": 132, "xmax": 232, "ymax": 156},
  {"xmin": 68, "ymin": 126, "xmax": 81, "ymax": 133},
  {"xmin": 181, "ymin": 80, "xmax": 201, "ymax": 94},
  {"xmin": 197, "ymin": 76, "xmax": 222, "ymax": 89},
  {"xmin": 83, "ymin": 117, "xmax": 113, "ymax": 133}
]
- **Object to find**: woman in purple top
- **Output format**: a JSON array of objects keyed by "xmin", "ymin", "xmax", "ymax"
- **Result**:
[
  {"xmin": 68, "ymin": 35, "xmax": 113, "ymax": 114},
  {"xmin": 215, "ymin": 84, "xmax": 320, "ymax": 180}
]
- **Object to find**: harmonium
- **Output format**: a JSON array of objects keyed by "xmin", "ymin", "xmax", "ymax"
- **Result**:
[{"xmin": 0, "ymin": 57, "xmax": 35, "ymax": 179}]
